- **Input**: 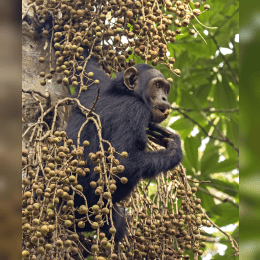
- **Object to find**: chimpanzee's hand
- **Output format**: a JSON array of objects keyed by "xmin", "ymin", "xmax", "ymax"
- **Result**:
[{"xmin": 163, "ymin": 133, "xmax": 182, "ymax": 156}]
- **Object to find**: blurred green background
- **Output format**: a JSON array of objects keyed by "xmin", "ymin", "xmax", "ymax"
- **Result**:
[
  {"xmin": 240, "ymin": 0, "xmax": 260, "ymax": 259},
  {"xmin": 3, "ymin": 0, "xmax": 260, "ymax": 259}
]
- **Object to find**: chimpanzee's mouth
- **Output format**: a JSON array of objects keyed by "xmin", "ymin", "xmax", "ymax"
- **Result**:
[
  {"xmin": 157, "ymin": 107, "xmax": 170, "ymax": 116},
  {"xmin": 159, "ymin": 108, "xmax": 165, "ymax": 113}
]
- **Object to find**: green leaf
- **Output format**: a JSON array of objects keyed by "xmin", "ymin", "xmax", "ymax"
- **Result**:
[
  {"xmin": 195, "ymin": 123, "xmax": 212, "ymax": 141},
  {"xmin": 181, "ymin": 155, "xmax": 194, "ymax": 176},
  {"xmin": 196, "ymin": 188, "xmax": 215, "ymax": 211},
  {"xmin": 169, "ymin": 117, "xmax": 194, "ymax": 140},
  {"xmin": 209, "ymin": 179, "xmax": 239, "ymax": 198},
  {"xmin": 213, "ymin": 158, "xmax": 238, "ymax": 173},
  {"xmin": 200, "ymin": 140, "xmax": 220, "ymax": 175},
  {"xmin": 211, "ymin": 203, "xmax": 239, "ymax": 226},
  {"xmin": 213, "ymin": 76, "xmax": 237, "ymax": 109},
  {"xmin": 70, "ymin": 85, "xmax": 76, "ymax": 95},
  {"xmin": 201, "ymin": 150, "xmax": 219, "ymax": 176},
  {"xmin": 184, "ymin": 136, "xmax": 199, "ymax": 171},
  {"xmin": 227, "ymin": 117, "xmax": 239, "ymax": 147},
  {"xmin": 179, "ymin": 89, "xmax": 203, "ymax": 110},
  {"xmin": 213, "ymin": 250, "xmax": 238, "ymax": 260},
  {"xmin": 161, "ymin": 69, "xmax": 170, "ymax": 80},
  {"xmin": 194, "ymin": 84, "xmax": 212, "ymax": 107},
  {"xmin": 226, "ymin": 141, "xmax": 238, "ymax": 160},
  {"xmin": 133, "ymin": 55, "xmax": 143, "ymax": 65},
  {"xmin": 232, "ymin": 225, "xmax": 239, "ymax": 241},
  {"xmin": 148, "ymin": 183, "xmax": 157, "ymax": 197},
  {"xmin": 210, "ymin": 116, "xmax": 224, "ymax": 138}
]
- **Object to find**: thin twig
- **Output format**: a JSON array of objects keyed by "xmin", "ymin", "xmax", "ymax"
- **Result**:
[
  {"xmin": 201, "ymin": 110, "xmax": 239, "ymax": 154},
  {"xmin": 194, "ymin": 185, "xmax": 239, "ymax": 208},
  {"xmin": 86, "ymin": 85, "xmax": 101, "ymax": 117},
  {"xmin": 171, "ymin": 106, "xmax": 239, "ymax": 154},
  {"xmin": 213, "ymin": 8, "xmax": 239, "ymax": 37},
  {"xmin": 187, "ymin": 178, "xmax": 211, "ymax": 184},
  {"xmin": 171, "ymin": 107, "xmax": 239, "ymax": 113},
  {"xmin": 209, "ymin": 32, "xmax": 239, "ymax": 85},
  {"xmin": 22, "ymin": 88, "xmax": 50, "ymax": 100},
  {"xmin": 190, "ymin": 22, "xmax": 207, "ymax": 45},
  {"xmin": 201, "ymin": 207, "xmax": 239, "ymax": 256}
]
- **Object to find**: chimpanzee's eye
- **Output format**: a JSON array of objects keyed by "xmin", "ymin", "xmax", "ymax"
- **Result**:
[
  {"xmin": 164, "ymin": 86, "xmax": 170, "ymax": 95},
  {"xmin": 155, "ymin": 82, "xmax": 160, "ymax": 88}
]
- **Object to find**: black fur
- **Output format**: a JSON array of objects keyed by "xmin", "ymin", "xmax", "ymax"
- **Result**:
[{"xmin": 66, "ymin": 57, "xmax": 183, "ymax": 242}]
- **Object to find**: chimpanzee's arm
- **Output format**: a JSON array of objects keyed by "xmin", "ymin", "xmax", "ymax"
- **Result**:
[
  {"xmin": 111, "ymin": 133, "xmax": 182, "ymax": 203},
  {"xmin": 140, "ymin": 133, "xmax": 182, "ymax": 179}
]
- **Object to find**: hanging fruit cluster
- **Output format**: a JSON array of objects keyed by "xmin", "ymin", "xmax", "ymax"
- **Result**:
[
  {"xmin": 115, "ymin": 142, "xmax": 212, "ymax": 260},
  {"xmin": 22, "ymin": 110, "xmax": 211, "ymax": 260},
  {"xmin": 22, "ymin": 122, "xmax": 131, "ymax": 259},
  {"xmin": 22, "ymin": 0, "xmax": 214, "ymax": 258},
  {"xmin": 31, "ymin": 0, "xmax": 211, "ymax": 88}
]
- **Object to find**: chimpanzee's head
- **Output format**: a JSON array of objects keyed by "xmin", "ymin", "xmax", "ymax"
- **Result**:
[{"xmin": 123, "ymin": 65, "xmax": 171, "ymax": 124}]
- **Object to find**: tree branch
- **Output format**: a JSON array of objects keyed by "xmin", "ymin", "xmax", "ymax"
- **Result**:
[
  {"xmin": 86, "ymin": 85, "xmax": 101, "ymax": 117},
  {"xmin": 213, "ymin": 8, "xmax": 239, "ymax": 37},
  {"xmin": 201, "ymin": 207, "xmax": 239, "ymax": 256},
  {"xmin": 195, "ymin": 185, "xmax": 239, "ymax": 208},
  {"xmin": 171, "ymin": 107, "xmax": 239, "ymax": 113},
  {"xmin": 209, "ymin": 32, "xmax": 239, "ymax": 85},
  {"xmin": 171, "ymin": 106, "xmax": 239, "ymax": 154},
  {"xmin": 22, "ymin": 88, "xmax": 50, "ymax": 100},
  {"xmin": 200, "ymin": 110, "xmax": 239, "ymax": 154}
]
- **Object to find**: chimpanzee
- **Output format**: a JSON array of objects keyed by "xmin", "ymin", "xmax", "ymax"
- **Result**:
[
  {"xmin": 66, "ymin": 56, "xmax": 183, "ymax": 242},
  {"xmin": 26, "ymin": 12, "xmax": 182, "ymax": 243}
]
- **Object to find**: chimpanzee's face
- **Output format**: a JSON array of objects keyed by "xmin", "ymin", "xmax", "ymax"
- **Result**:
[
  {"xmin": 146, "ymin": 72, "xmax": 171, "ymax": 124},
  {"xmin": 123, "ymin": 66, "xmax": 171, "ymax": 124}
]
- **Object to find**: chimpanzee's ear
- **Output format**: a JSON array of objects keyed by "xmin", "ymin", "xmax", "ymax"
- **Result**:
[{"xmin": 123, "ymin": 67, "xmax": 139, "ymax": 91}]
